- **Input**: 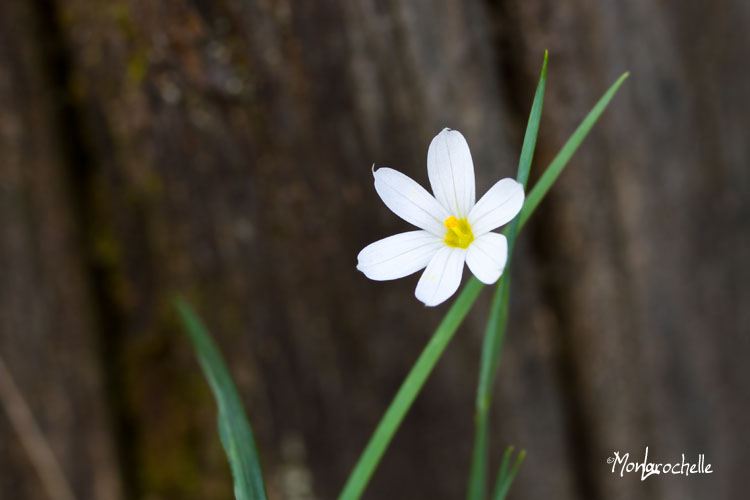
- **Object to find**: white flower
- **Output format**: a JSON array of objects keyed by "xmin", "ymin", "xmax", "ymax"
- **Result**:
[{"xmin": 357, "ymin": 128, "xmax": 525, "ymax": 306}]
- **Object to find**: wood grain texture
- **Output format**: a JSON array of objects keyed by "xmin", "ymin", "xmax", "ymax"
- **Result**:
[
  {"xmin": 0, "ymin": 1, "xmax": 123, "ymax": 499},
  {"xmin": 0, "ymin": 0, "xmax": 747, "ymax": 499}
]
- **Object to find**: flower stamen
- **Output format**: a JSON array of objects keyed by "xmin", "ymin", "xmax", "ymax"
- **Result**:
[{"xmin": 444, "ymin": 216, "xmax": 474, "ymax": 249}]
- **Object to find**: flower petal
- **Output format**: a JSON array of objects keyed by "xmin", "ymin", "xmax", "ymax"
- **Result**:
[
  {"xmin": 357, "ymin": 231, "xmax": 443, "ymax": 281},
  {"xmin": 468, "ymin": 178, "xmax": 524, "ymax": 235},
  {"xmin": 415, "ymin": 246, "xmax": 466, "ymax": 307},
  {"xmin": 427, "ymin": 128, "xmax": 476, "ymax": 218},
  {"xmin": 374, "ymin": 167, "xmax": 449, "ymax": 236},
  {"xmin": 466, "ymin": 232, "xmax": 508, "ymax": 285}
]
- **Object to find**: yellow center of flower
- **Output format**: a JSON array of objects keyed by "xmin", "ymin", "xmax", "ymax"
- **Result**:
[{"xmin": 443, "ymin": 216, "xmax": 474, "ymax": 249}]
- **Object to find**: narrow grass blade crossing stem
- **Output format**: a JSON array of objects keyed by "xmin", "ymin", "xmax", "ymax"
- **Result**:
[
  {"xmin": 492, "ymin": 447, "xmax": 526, "ymax": 500},
  {"xmin": 339, "ymin": 278, "xmax": 484, "ymax": 500},
  {"xmin": 519, "ymin": 72, "xmax": 630, "ymax": 228},
  {"xmin": 467, "ymin": 51, "xmax": 547, "ymax": 500},
  {"xmin": 469, "ymin": 70, "xmax": 630, "ymax": 500},
  {"xmin": 340, "ymin": 68, "xmax": 628, "ymax": 500}
]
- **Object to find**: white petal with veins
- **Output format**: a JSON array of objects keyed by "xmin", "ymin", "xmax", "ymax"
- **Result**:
[
  {"xmin": 466, "ymin": 232, "xmax": 508, "ymax": 285},
  {"xmin": 427, "ymin": 128, "xmax": 475, "ymax": 218},
  {"xmin": 357, "ymin": 231, "xmax": 443, "ymax": 281},
  {"xmin": 468, "ymin": 178, "xmax": 524, "ymax": 236},
  {"xmin": 415, "ymin": 247, "xmax": 466, "ymax": 307},
  {"xmin": 374, "ymin": 167, "xmax": 449, "ymax": 236}
]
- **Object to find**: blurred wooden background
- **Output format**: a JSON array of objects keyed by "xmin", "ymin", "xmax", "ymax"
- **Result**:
[{"xmin": 1, "ymin": 1, "xmax": 748, "ymax": 499}]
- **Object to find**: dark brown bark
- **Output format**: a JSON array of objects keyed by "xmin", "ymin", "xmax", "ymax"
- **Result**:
[
  {"xmin": 0, "ymin": 1, "xmax": 747, "ymax": 499},
  {"xmin": 0, "ymin": 1, "xmax": 123, "ymax": 499}
]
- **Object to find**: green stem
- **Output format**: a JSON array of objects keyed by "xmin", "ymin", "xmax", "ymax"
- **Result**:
[
  {"xmin": 338, "ymin": 278, "xmax": 483, "ymax": 500},
  {"xmin": 467, "ymin": 50, "xmax": 548, "ymax": 500},
  {"xmin": 468, "ymin": 70, "xmax": 629, "ymax": 500}
]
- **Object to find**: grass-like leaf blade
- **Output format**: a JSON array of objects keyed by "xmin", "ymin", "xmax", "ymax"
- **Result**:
[
  {"xmin": 496, "ymin": 446, "xmax": 515, "ymax": 486},
  {"xmin": 492, "ymin": 448, "xmax": 526, "ymax": 500},
  {"xmin": 516, "ymin": 50, "xmax": 549, "ymax": 189},
  {"xmin": 338, "ymin": 278, "xmax": 484, "ymax": 500},
  {"xmin": 175, "ymin": 297, "xmax": 268, "ymax": 500},
  {"xmin": 469, "ymin": 69, "xmax": 628, "ymax": 500},
  {"xmin": 519, "ymin": 72, "xmax": 630, "ymax": 227},
  {"xmin": 468, "ymin": 51, "xmax": 547, "ymax": 500}
]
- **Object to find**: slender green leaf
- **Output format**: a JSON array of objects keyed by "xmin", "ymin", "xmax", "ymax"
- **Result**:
[
  {"xmin": 496, "ymin": 446, "xmax": 515, "ymax": 486},
  {"xmin": 468, "ymin": 51, "xmax": 547, "ymax": 500},
  {"xmin": 175, "ymin": 297, "xmax": 268, "ymax": 500},
  {"xmin": 519, "ymin": 72, "xmax": 630, "ymax": 228},
  {"xmin": 516, "ymin": 50, "xmax": 549, "ymax": 189},
  {"xmin": 468, "ymin": 276, "xmax": 511, "ymax": 500},
  {"xmin": 492, "ymin": 448, "xmax": 526, "ymax": 500},
  {"xmin": 339, "ymin": 278, "xmax": 484, "ymax": 500},
  {"xmin": 469, "ymin": 69, "xmax": 628, "ymax": 500}
]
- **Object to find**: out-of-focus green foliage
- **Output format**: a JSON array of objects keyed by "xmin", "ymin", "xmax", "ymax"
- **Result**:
[{"xmin": 175, "ymin": 298, "xmax": 268, "ymax": 500}]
